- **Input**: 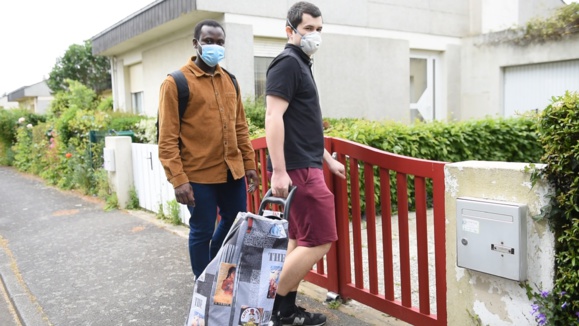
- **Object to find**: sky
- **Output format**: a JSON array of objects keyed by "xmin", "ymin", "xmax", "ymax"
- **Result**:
[{"xmin": 0, "ymin": 0, "xmax": 155, "ymax": 96}]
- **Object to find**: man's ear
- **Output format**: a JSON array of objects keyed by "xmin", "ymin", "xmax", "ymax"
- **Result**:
[
  {"xmin": 285, "ymin": 26, "xmax": 293, "ymax": 40},
  {"xmin": 192, "ymin": 38, "xmax": 198, "ymax": 48}
]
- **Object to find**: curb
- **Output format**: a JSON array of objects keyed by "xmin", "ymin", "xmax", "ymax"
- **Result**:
[{"xmin": 0, "ymin": 237, "xmax": 51, "ymax": 326}]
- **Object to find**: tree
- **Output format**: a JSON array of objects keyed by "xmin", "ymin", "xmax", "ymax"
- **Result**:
[{"xmin": 47, "ymin": 40, "xmax": 111, "ymax": 94}]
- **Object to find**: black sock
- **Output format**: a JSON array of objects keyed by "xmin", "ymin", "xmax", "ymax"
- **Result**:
[
  {"xmin": 273, "ymin": 293, "xmax": 285, "ymax": 312},
  {"xmin": 279, "ymin": 291, "xmax": 297, "ymax": 317}
]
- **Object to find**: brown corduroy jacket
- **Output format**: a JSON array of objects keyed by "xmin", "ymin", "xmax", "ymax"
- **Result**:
[{"xmin": 158, "ymin": 57, "xmax": 255, "ymax": 188}]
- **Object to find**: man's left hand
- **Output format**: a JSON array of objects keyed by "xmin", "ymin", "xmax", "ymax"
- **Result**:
[
  {"xmin": 328, "ymin": 158, "xmax": 346, "ymax": 179},
  {"xmin": 246, "ymin": 169, "xmax": 259, "ymax": 192}
]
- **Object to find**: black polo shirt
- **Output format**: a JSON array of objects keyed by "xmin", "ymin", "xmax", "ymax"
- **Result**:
[{"xmin": 266, "ymin": 44, "xmax": 324, "ymax": 171}]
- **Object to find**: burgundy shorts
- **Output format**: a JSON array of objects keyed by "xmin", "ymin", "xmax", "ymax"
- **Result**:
[{"xmin": 269, "ymin": 168, "xmax": 338, "ymax": 247}]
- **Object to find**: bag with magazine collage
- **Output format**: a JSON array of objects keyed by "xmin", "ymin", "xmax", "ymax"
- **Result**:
[{"xmin": 185, "ymin": 187, "xmax": 297, "ymax": 326}]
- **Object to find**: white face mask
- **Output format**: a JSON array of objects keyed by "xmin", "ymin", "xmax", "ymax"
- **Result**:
[
  {"xmin": 298, "ymin": 31, "xmax": 322, "ymax": 56},
  {"xmin": 288, "ymin": 20, "xmax": 322, "ymax": 56}
]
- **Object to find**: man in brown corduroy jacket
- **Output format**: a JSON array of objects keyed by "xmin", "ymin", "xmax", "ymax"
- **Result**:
[{"xmin": 158, "ymin": 19, "xmax": 258, "ymax": 278}]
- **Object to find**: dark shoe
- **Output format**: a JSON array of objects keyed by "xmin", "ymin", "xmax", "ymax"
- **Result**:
[
  {"xmin": 269, "ymin": 310, "xmax": 281, "ymax": 326},
  {"xmin": 279, "ymin": 306, "xmax": 326, "ymax": 326}
]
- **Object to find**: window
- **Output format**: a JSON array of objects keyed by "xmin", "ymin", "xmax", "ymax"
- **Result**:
[
  {"xmin": 253, "ymin": 37, "xmax": 285, "ymax": 101},
  {"xmin": 132, "ymin": 91, "xmax": 144, "ymax": 115},
  {"xmin": 129, "ymin": 63, "xmax": 144, "ymax": 114},
  {"xmin": 254, "ymin": 57, "xmax": 274, "ymax": 100}
]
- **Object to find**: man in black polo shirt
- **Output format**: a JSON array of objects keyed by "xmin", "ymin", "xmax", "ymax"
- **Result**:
[{"xmin": 265, "ymin": 2, "xmax": 346, "ymax": 326}]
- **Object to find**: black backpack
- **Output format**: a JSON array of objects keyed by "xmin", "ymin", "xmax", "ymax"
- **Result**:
[{"xmin": 156, "ymin": 69, "xmax": 239, "ymax": 143}]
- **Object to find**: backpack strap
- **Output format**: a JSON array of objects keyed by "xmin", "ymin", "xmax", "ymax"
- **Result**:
[
  {"xmin": 222, "ymin": 68, "xmax": 239, "ymax": 97},
  {"xmin": 168, "ymin": 70, "xmax": 190, "ymax": 119}
]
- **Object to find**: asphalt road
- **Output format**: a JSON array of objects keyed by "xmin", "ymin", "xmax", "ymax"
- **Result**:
[{"xmin": 0, "ymin": 166, "xmax": 383, "ymax": 326}]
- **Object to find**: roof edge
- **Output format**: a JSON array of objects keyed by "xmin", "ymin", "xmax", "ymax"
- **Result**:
[{"xmin": 91, "ymin": 0, "xmax": 197, "ymax": 54}]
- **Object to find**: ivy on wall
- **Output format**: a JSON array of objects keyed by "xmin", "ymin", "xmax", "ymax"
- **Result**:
[{"xmin": 482, "ymin": 3, "xmax": 579, "ymax": 46}]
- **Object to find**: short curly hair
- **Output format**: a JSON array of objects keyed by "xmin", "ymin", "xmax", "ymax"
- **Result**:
[{"xmin": 194, "ymin": 19, "xmax": 225, "ymax": 40}]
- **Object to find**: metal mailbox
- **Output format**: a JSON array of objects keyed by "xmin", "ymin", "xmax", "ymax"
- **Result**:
[{"xmin": 456, "ymin": 197, "xmax": 527, "ymax": 281}]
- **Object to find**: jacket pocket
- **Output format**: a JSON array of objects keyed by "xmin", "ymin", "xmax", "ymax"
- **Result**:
[{"xmin": 225, "ymin": 92, "xmax": 237, "ymax": 120}]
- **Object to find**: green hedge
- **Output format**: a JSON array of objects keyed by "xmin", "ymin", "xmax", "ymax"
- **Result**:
[
  {"xmin": 243, "ymin": 100, "xmax": 542, "ymax": 212},
  {"xmin": 244, "ymin": 102, "xmax": 543, "ymax": 164},
  {"xmin": 320, "ymin": 116, "xmax": 543, "ymax": 213},
  {"xmin": 527, "ymin": 91, "xmax": 579, "ymax": 325},
  {"xmin": 324, "ymin": 116, "xmax": 542, "ymax": 163}
]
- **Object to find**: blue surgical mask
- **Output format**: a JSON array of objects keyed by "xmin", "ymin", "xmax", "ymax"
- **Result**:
[{"xmin": 197, "ymin": 44, "xmax": 225, "ymax": 67}]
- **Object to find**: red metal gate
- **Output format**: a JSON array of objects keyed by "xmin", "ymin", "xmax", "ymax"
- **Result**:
[{"xmin": 248, "ymin": 136, "xmax": 447, "ymax": 326}]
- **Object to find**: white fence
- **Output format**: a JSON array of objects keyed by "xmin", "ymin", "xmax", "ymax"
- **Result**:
[{"xmin": 131, "ymin": 143, "xmax": 190, "ymax": 224}]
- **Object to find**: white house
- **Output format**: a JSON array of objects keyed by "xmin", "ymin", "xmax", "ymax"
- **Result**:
[
  {"xmin": 91, "ymin": 0, "xmax": 579, "ymax": 123},
  {"xmin": 6, "ymin": 80, "xmax": 53, "ymax": 114},
  {"xmin": 0, "ymin": 94, "xmax": 19, "ymax": 109}
]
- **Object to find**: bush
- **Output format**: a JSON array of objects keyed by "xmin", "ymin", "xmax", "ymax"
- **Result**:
[
  {"xmin": 12, "ymin": 124, "xmax": 34, "ymax": 172},
  {"xmin": 107, "ymin": 111, "xmax": 145, "ymax": 134},
  {"xmin": 7, "ymin": 81, "xmax": 145, "ymax": 198},
  {"xmin": 134, "ymin": 117, "xmax": 157, "ymax": 144},
  {"xmin": 94, "ymin": 168, "xmax": 111, "ymax": 199},
  {"xmin": 244, "ymin": 98, "xmax": 266, "ymax": 138},
  {"xmin": 105, "ymin": 192, "xmax": 118, "ymax": 211},
  {"xmin": 127, "ymin": 187, "xmax": 140, "ymax": 210},
  {"xmin": 324, "ymin": 115, "xmax": 542, "ymax": 163},
  {"xmin": 47, "ymin": 79, "xmax": 99, "ymax": 118},
  {"xmin": 0, "ymin": 141, "xmax": 13, "ymax": 166},
  {"xmin": 167, "ymin": 200, "xmax": 182, "ymax": 225},
  {"xmin": 323, "ymin": 115, "xmax": 543, "ymax": 212},
  {"xmin": 0, "ymin": 109, "xmax": 45, "ymax": 165},
  {"xmin": 531, "ymin": 91, "xmax": 579, "ymax": 325}
]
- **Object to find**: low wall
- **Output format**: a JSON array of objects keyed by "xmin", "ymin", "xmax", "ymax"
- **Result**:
[{"xmin": 445, "ymin": 161, "xmax": 554, "ymax": 325}]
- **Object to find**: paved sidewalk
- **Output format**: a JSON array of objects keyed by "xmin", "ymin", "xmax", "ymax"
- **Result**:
[{"xmin": 0, "ymin": 166, "xmax": 397, "ymax": 326}]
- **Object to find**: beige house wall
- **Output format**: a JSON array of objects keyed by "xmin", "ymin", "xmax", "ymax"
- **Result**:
[
  {"xmin": 197, "ymin": 0, "xmax": 470, "ymax": 37},
  {"xmin": 94, "ymin": 0, "xmax": 576, "ymax": 122},
  {"xmin": 36, "ymin": 96, "xmax": 53, "ymax": 115},
  {"xmin": 316, "ymin": 34, "xmax": 409, "ymax": 121},
  {"xmin": 107, "ymin": 11, "xmax": 463, "ymax": 121},
  {"xmin": 445, "ymin": 161, "xmax": 554, "ymax": 325},
  {"xmin": 460, "ymin": 35, "xmax": 579, "ymax": 120}
]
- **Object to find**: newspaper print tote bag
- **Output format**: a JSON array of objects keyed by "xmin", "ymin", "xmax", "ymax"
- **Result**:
[{"xmin": 185, "ymin": 187, "xmax": 296, "ymax": 326}]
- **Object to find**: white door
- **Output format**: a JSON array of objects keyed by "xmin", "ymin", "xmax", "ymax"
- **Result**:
[{"xmin": 409, "ymin": 51, "xmax": 442, "ymax": 122}]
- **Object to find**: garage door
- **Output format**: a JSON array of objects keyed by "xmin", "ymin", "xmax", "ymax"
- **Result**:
[{"xmin": 503, "ymin": 60, "xmax": 579, "ymax": 117}]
